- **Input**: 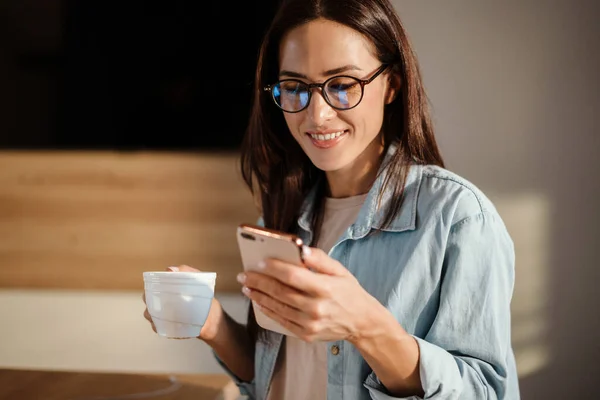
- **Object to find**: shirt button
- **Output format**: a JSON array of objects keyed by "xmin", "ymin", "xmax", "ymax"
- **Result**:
[{"xmin": 331, "ymin": 345, "xmax": 340, "ymax": 356}]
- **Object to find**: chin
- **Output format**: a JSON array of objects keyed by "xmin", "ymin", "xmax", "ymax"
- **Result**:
[{"xmin": 307, "ymin": 153, "xmax": 351, "ymax": 172}]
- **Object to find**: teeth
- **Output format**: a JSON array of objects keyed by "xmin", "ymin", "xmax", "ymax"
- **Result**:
[{"xmin": 310, "ymin": 131, "xmax": 345, "ymax": 141}]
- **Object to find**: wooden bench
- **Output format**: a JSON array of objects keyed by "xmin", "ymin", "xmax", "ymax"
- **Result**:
[{"xmin": 0, "ymin": 368, "xmax": 241, "ymax": 400}]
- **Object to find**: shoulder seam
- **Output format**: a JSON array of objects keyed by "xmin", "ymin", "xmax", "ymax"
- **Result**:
[
  {"xmin": 450, "ymin": 211, "xmax": 492, "ymax": 233},
  {"xmin": 422, "ymin": 169, "xmax": 486, "ymax": 213}
]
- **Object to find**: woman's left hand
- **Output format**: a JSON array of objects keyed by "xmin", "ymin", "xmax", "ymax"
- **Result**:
[{"xmin": 238, "ymin": 246, "xmax": 381, "ymax": 343}]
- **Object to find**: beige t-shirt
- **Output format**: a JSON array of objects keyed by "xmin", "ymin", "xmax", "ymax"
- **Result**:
[{"xmin": 266, "ymin": 193, "xmax": 368, "ymax": 400}]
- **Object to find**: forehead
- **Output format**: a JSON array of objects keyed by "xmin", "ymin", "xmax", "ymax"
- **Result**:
[{"xmin": 278, "ymin": 19, "xmax": 378, "ymax": 77}]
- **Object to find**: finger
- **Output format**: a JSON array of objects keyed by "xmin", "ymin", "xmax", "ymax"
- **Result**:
[
  {"xmin": 243, "ymin": 286, "xmax": 308, "ymax": 325},
  {"xmin": 254, "ymin": 301, "xmax": 304, "ymax": 337},
  {"xmin": 166, "ymin": 265, "xmax": 200, "ymax": 272},
  {"xmin": 301, "ymin": 246, "xmax": 348, "ymax": 276},
  {"xmin": 252, "ymin": 258, "xmax": 324, "ymax": 295},
  {"xmin": 143, "ymin": 308, "xmax": 152, "ymax": 323},
  {"xmin": 143, "ymin": 309, "xmax": 157, "ymax": 333},
  {"xmin": 242, "ymin": 270, "xmax": 312, "ymax": 309}
]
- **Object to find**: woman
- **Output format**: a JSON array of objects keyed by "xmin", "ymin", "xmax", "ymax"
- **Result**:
[{"xmin": 143, "ymin": 0, "xmax": 520, "ymax": 398}]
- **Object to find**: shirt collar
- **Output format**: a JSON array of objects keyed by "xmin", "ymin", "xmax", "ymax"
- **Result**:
[{"xmin": 297, "ymin": 143, "xmax": 422, "ymax": 240}]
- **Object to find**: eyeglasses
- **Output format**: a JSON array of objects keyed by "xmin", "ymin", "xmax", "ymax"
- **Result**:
[{"xmin": 264, "ymin": 64, "xmax": 389, "ymax": 113}]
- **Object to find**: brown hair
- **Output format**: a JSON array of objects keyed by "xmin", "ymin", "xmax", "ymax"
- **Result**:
[{"xmin": 239, "ymin": 0, "xmax": 444, "ymax": 341}]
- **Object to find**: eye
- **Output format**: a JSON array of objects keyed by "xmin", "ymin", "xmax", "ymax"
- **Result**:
[
  {"xmin": 279, "ymin": 81, "xmax": 308, "ymax": 94},
  {"xmin": 326, "ymin": 77, "xmax": 361, "ymax": 93}
]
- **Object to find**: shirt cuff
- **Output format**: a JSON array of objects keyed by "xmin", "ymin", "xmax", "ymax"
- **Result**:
[
  {"xmin": 363, "ymin": 336, "xmax": 462, "ymax": 399},
  {"xmin": 212, "ymin": 348, "xmax": 256, "ymax": 399}
]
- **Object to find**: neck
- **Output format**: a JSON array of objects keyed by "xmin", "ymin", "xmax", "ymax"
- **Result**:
[{"xmin": 326, "ymin": 139, "xmax": 385, "ymax": 198}]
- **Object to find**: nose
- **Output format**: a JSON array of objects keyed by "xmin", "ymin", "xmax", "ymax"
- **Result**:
[{"xmin": 307, "ymin": 89, "xmax": 336, "ymax": 126}]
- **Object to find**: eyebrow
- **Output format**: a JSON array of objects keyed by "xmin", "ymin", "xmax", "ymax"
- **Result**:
[{"xmin": 279, "ymin": 64, "xmax": 363, "ymax": 79}]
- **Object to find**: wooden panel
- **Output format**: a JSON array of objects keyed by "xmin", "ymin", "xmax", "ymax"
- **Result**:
[{"xmin": 0, "ymin": 150, "xmax": 259, "ymax": 292}]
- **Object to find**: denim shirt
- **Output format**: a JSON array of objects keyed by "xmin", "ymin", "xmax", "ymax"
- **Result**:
[{"xmin": 215, "ymin": 146, "xmax": 520, "ymax": 399}]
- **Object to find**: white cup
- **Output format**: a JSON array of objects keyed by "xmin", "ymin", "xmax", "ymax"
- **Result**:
[{"xmin": 143, "ymin": 271, "xmax": 217, "ymax": 339}]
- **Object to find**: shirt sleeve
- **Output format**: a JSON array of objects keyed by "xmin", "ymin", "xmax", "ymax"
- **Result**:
[
  {"xmin": 212, "ymin": 349, "xmax": 256, "ymax": 399},
  {"xmin": 364, "ymin": 211, "xmax": 516, "ymax": 399}
]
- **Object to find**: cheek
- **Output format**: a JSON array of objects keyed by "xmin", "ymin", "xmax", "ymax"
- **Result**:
[
  {"xmin": 356, "ymin": 88, "xmax": 385, "ymax": 129},
  {"xmin": 283, "ymin": 113, "xmax": 303, "ymax": 136},
  {"xmin": 362, "ymin": 84, "xmax": 387, "ymax": 110}
]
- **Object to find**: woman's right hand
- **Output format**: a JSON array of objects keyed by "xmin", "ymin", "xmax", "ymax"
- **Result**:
[{"xmin": 142, "ymin": 265, "xmax": 224, "ymax": 341}]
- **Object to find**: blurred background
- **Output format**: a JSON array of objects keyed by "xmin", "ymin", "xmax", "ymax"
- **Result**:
[{"xmin": 0, "ymin": 0, "xmax": 598, "ymax": 399}]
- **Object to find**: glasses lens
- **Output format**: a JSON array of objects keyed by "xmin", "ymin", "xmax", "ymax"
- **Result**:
[
  {"xmin": 325, "ymin": 76, "xmax": 362, "ymax": 109},
  {"xmin": 324, "ymin": 77, "xmax": 363, "ymax": 109},
  {"xmin": 272, "ymin": 80, "xmax": 310, "ymax": 112}
]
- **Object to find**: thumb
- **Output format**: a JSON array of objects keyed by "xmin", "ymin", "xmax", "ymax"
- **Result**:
[
  {"xmin": 167, "ymin": 265, "xmax": 200, "ymax": 272},
  {"xmin": 302, "ymin": 246, "xmax": 348, "ymax": 276}
]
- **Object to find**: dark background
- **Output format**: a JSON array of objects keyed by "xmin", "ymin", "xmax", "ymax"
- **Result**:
[{"xmin": 0, "ymin": 1, "xmax": 280, "ymax": 151}]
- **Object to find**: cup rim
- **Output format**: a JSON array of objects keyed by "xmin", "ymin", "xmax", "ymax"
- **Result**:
[{"xmin": 143, "ymin": 271, "xmax": 216, "ymax": 280}]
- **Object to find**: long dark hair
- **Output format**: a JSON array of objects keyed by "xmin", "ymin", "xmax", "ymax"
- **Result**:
[{"xmin": 239, "ymin": 0, "xmax": 444, "ymax": 340}]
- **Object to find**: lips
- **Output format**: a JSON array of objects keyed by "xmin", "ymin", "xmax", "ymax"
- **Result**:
[{"xmin": 306, "ymin": 130, "xmax": 349, "ymax": 149}]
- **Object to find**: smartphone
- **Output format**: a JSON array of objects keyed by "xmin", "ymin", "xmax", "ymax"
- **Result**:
[{"xmin": 236, "ymin": 223, "xmax": 305, "ymax": 337}]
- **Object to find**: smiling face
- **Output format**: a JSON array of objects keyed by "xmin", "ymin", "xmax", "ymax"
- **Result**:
[{"xmin": 278, "ymin": 18, "xmax": 396, "ymax": 179}]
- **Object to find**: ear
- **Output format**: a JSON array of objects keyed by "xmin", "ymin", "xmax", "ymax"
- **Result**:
[{"xmin": 385, "ymin": 71, "xmax": 401, "ymax": 105}]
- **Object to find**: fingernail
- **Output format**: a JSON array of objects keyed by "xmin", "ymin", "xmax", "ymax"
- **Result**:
[
  {"xmin": 167, "ymin": 266, "xmax": 179, "ymax": 272},
  {"xmin": 242, "ymin": 286, "xmax": 251, "ymax": 296},
  {"xmin": 237, "ymin": 272, "xmax": 246, "ymax": 284},
  {"xmin": 302, "ymin": 245, "xmax": 312, "ymax": 257},
  {"xmin": 257, "ymin": 260, "xmax": 266, "ymax": 269}
]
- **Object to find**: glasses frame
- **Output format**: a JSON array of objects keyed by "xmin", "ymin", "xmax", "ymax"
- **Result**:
[{"xmin": 264, "ymin": 64, "xmax": 390, "ymax": 113}]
